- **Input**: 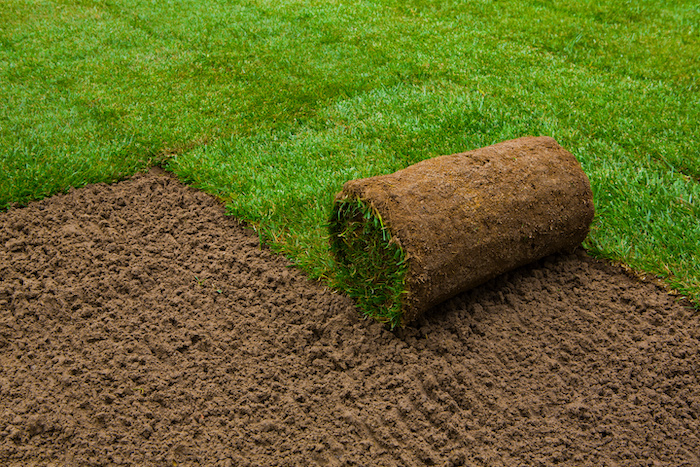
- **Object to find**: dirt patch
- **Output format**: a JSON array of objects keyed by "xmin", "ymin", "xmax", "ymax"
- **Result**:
[{"xmin": 1, "ymin": 168, "xmax": 698, "ymax": 466}]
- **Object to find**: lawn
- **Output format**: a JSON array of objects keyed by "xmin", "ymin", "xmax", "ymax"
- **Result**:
[{"xmin": 1, "ymin": 0, "xmax": 698, "ymax": 304}]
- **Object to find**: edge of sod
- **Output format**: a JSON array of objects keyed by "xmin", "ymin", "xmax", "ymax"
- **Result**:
[{"xmin": 329, "ymin": 197, "xmax": 409, "ymax": 329}]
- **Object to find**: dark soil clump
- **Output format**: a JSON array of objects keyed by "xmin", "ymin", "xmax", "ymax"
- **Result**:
[{"xmin": 1, "ymin": 168, "xmax": 698, "ymax": 466}]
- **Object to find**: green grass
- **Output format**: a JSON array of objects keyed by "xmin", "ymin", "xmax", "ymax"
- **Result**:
[
  {"xmin": 1, "ymin": 0, "xmax": 699, "ymax": 312},
  {"xmin": 329, "ymin": 197, "xmax": 408, "ymax": 329}
]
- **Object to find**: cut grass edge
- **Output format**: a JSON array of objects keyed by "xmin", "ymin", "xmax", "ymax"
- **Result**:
[{"xmin": 329, "ymin": 196, "xmax": 409, "ymax": 329}]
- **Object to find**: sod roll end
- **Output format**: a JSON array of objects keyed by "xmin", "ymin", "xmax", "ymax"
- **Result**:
[{"xmin": 330, "ymin": 136, "xmax": 595, "ymax": 328}]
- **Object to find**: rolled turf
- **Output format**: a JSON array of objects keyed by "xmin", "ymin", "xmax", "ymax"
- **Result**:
[{"xmin": 330, "ymin": 136, "xmax": 595, "ymax": 328}]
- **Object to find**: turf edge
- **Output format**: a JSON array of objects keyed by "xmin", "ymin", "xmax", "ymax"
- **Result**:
[{"xmin": 329, "ymin": 197, "xmax": 408, "ymax": 329}]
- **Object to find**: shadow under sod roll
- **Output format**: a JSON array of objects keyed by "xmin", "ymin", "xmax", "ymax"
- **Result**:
[{"xmin": 330, "ymin": 136, "xmax": 595, "ymax": 328}]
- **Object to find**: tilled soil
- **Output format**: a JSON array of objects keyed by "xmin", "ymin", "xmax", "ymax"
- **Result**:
[{"xmin": 1, "ymin": 168, "xmax": 698, "ymax": 466}]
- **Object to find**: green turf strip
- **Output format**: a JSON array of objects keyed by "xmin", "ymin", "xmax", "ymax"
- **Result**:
[{"xmin": 1, "ymin": 0, "xmax": 698, "ymax": 310}]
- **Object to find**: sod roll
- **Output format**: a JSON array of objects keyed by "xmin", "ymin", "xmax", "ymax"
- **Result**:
[{"xmin": 330, "ymin": 136, "xmax": 595, "ymax": 328}]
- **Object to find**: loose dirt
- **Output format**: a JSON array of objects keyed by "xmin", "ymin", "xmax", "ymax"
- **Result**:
[{"xmin": 1, "ymin": 168, "xmax": 698, "ymax": 466}]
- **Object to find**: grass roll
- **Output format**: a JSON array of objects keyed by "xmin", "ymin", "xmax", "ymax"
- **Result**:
[{"xmin": 330, "ymin": 137, "xmax": 595, "ymax": 328}]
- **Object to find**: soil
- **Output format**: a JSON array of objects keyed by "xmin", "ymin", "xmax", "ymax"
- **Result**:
[{"xmin": 1, "ymin": 168, "xmax": 699, "ymax": 466}]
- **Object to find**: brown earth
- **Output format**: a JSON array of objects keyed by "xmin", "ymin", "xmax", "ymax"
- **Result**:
[{"xmin": 1, "ymin": 168, "xmax": 699, "ymax": 466}]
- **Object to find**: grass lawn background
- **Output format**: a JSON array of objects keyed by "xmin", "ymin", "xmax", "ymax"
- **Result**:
[{"xmin": 1, "ymin": 0, "xmax": 698, "ymax": 305}]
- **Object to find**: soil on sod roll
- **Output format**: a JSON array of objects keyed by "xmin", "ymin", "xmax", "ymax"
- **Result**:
[
  {"xmin": 332, "ymin": 137, "xmax": 595, "ymax": 327},
  {"xmin": 1, "ymin": 168, "xmax": 699, "ymax": 466}
]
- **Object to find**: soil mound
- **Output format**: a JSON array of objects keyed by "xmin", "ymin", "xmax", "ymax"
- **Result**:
[{"xmin": 1, "ymin": 168, "xmax": 698, "ymax": 466}]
